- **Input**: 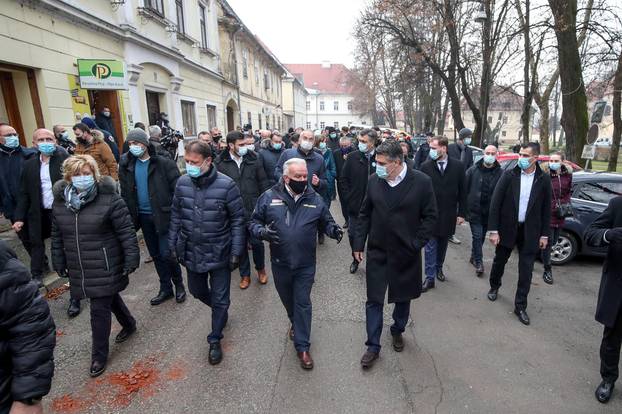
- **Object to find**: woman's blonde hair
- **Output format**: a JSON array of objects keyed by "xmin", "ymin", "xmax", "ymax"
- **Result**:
[
  {"xmin": 62, "ymin": 155, "xmax": 101, "ymax": 182},
  {"xmin": 91, "ymin": 129, "xmax": 104, "ymax": 141}
]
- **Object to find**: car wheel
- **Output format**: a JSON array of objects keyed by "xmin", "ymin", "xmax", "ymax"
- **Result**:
[{"xmin": 550, "ymin": 231, "xmax": 578, "ymax": 266}]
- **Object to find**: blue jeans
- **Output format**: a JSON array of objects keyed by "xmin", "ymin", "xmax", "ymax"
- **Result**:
[
  {"xmin": 365, "ymin": 301, "xmax": 410, "ymax": 353},
  {"xmin": 139, "ymin": 214, "xmax": 183, "ymax": 294},
  {"xmin": 424, "ymin": 237, "xmax": 450, "ymax": 281},
  {"xmin": 272, "ymin": 263, "xmax": 315, "ymax": 352},
  {"xmin": 239, "ymin": 230, "xmax": 265, "ymax": 278},
  {"xmin": 469, "ymin": 222, "xmax": 488, "ymax": 265},
  {"xmin": 187, "ymin": 267, "xmax": 231, "ymax": 343}
]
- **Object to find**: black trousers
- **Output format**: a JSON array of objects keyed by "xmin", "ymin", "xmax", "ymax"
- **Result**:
[
  {"xmin": 489, "ymin": 224, "xmax": 537, "ymax": 311},
  {"xmin": 337, "ymin": 187, "xmax": 349, "ymax": 224},
  {"xmin": 601, "ymin": 310, "xmax": 622, "ymax": 383},
  {"xmin": 90, "ymin": 293, "xmax": 136, "ymax": 363},
  {"xmin": 30, "ymin": 209, "xmax": 52, "ymax": 278},
  {"xmin": 347, "ymin": 214, "xmax": 358, "ymax": 257}
]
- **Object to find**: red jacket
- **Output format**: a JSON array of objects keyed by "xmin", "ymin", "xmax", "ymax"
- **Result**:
[{"xmin": 542, "ymin": 162, "xmax": 573, "ymax": 228}]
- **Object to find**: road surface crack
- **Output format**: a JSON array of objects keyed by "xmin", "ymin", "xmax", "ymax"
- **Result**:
[{"xmin": 267, "ymin": 334, "xmax": 288, "ymax": 412}]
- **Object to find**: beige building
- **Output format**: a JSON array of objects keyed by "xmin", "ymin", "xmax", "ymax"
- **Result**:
[{"xmin": 281, "ymin": 70, "xmax": 308, "ymax": 130}]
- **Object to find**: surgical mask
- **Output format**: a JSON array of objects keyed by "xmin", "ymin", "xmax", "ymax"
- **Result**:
[
  {"xmin": 358, "ymin": 142, "xmax": 368, "ymax": 153},
  {"xmin": 71, "ymin": 175, "xmax": 95, "ymax": 191},
  {"xmin": 319, "ymin": 142, "xmax": 327, "ymax": 150},
  {"xmin": 238, "ymin": 146, "xmax": 248, "ymax": 157},
  {"xmin": 103, "ymin": 111, "xmax": 111, "ymax": 117},
  {"xmin": 186, "ymin": 163, "xmax": 203, "ymax": 178},
  {"xmin": 59, "ymin": 131, "xmax": 69, "ymax": 140},
  {"xmin": 464, "ymin": 138, "xmax": 472, "ymax": 145},
  {"xmin": 3, "ymin": 134, "xmax": 19, "ymax": 148},
  {"xmin": 429, "ymin": 149, "xmax": 439, "ymax": 160},
  {"xmin": 272, "ymin": 142, "xmax": 282, "ymax": 150},
  {"xmin": 300, "ymin": 140, "xmax": 313, "ymax": 151},
  {"xmin": 549, "ymin": 162, "xmax": 561, "ymax": 171},
  {"xmin": 37, "ymin": 142, "xmax": 56, "ymax": 156},
  {"xmin": 376, "ymin": 164, "xmax": 389, "ymax": 179},
  {"xmin": 287, "ymin": 178, "xmax": 307, "ymax": 195},
  {"xmin": 483, "ymin": 154, "xmax": 496, "ymax": 165},
  {"xmin": 330, "ymin": 133, "xmax": 337, "ymax": 139},
  {"xmin": 129, "ymin": 145, "xmax": 145, "ymax": 157},
  {"xmin": 518, "ymin": 157, "xmax": 532, "ymax": 170},
  {"xmin": 246, "ymin": 143, "xmax": 255, "ymax": 152}
]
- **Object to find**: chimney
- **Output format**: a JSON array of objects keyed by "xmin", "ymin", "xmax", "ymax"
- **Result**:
[{"xmin": 321, "ymin": 60, "xmax": 331, "ymax": 69}]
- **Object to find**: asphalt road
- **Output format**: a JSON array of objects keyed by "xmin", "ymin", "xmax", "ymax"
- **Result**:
[{"xmin": 43, "ymin": 204, "xmax": 622, "ymax": 414}]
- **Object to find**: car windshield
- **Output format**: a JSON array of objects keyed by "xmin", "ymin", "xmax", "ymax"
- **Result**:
[{"xmin": 574, "ymin": 181, "xmax": 622, "ymax": 204}]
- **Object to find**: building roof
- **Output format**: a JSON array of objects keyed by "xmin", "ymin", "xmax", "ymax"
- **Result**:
[
  {"xmin": 460, "ymin": 85, "xmax": 524, "ymax": 111},
  {"xmin": 284, "ymin": 63, "xmax": 352, "ymax": 94}
]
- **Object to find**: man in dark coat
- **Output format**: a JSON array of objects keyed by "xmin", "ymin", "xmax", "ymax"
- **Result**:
[
  {"xmin": 333, "ymin": 135, "xmax": 354, "ymax": 227},
  {"xmin": 465, "ymin": 145, "xmax": 502, "ymax": 276},
  {"xmin": 275, "ymin": 130, "xmax": 327, "ymax": 195},
  {"xmin": 341, "ymin": 128, "xmax": 378, "ymax": 274},
  {"xmin": 13, "ymin": 129, "xmax": 69, "ymax": 288},
  {"xmin": 486, "ymin": 143, "xmax": 552, "ymax": 325},
  {"xmin": 353, "ymin": 140, "xmax": 437, "ymax": 369},
  {"xmin": 448, "ymin": 127, "xmax": 474, "ymax": 170},
  {"xmin": 0, "ymin": 124, "xmax": 37, "ymax": 258},
  {"xmin": 420, "ymin": 136, "xmax": 466, "ymax": 291},
  {"xmin": 413, "ymin": 132, "xmax": 433, "ymax": 169},
  {"xmin": 119, "ymin": 128, "xmax": 186, "ymax": 307},
  {"xmin": 216, "ymin": 131, "xmax": 270, "ymax": 289},
  {"xmin": 258, "ymin": 131, "xmax": 285, "ymax": 186},
  {"xmin": 584, "ymin": 196, "xmax": 622, "ymax": 404},
  {"xmin": 95, "ymin": 107, "xmax": 116, "ymax": 139},
  {"xmin": 325, "ymin": 127, "xmax": 340, "ymax": 152},
  {"xmin": 169, "ymin": 140, "xmax": 245, "ymax": 365},
  {"xmin": 250, "ymin": 158, "xmax": 343, "ymax": 370},
  {"xmin": 0, "ymin": 240, "xmax": 56, "ymax": 413}
]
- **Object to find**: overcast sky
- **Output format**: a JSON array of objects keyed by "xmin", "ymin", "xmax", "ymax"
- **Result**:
[{"xmin": 226, "ymin": 0, "xmax": 368, "ymax": 68}]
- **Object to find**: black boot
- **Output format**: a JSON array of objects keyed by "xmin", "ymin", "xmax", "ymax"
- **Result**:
[
  {"xmin": 175, "ymin": 283, "xmax": 187, "ymax": 303},
  {"xmin": 67, "ymin": 299, "xmax": 81, "ymax": 318},
  {"xmin": 150, "ymin": 290, "xmax": 174, "ymax": 306},
  {"xmin": 349, "ymin": 259, "xmax": 359, "ymax": 274},
  {"xmin": 209, "ymin": 342, "xmax": 223, "ymax": 365},
  {"xmin": 543, "ymin": 269, "xmax": 553, "ymax": 285}
]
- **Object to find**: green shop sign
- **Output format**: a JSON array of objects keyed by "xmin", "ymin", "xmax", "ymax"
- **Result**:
[{"xmin": 77, "ymin": 59, "xmax": 127, "ymax": 90}]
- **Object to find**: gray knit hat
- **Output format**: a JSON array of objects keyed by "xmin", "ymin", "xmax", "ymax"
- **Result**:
[{"xmin": 126, "ymin": 128, "xmax": 149, "ymax": 146}]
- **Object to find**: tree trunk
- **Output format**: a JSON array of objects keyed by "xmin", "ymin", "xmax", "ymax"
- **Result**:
[
  {"xmin": 548, "ymin": 0, "xmax": 589, "ymax": 165},
  {"xmin": 608, "ymin": 51, "xmax": 622, "ymax": 172},
  {"xmin": 539, "ymin": 104, "xmax": 550, "ymax": 153}
]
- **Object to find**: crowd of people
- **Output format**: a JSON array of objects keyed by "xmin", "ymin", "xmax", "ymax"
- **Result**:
[{"xmin": 0, "ymin": 117, "xmax": 621, "ymax": 412}]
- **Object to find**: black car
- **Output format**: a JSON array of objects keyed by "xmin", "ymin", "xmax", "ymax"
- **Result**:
[{"xmin": 550, "ymin": 171, "xmax": 622, "ymax": 265}]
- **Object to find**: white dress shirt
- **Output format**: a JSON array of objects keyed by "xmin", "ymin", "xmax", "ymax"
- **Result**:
[
  {"xmin": 40, "ymin": 156, "xmax": 53, "ymax": 209},
  {"xmin": 518, "ymin": 169, "xmax": 535, "ymax": 223},
  {"xmin": 387, "ymin": 163, "xmax": 408, "ymax": 188},
  {"xmin": 231, "ymin": 151, "xmax": 243, "ymax": 169}
]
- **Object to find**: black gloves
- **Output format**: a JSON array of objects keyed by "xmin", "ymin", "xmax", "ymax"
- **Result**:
[
  {"xmin": 229, "ymin": 255, "xmax": 240, "ymax": 271},
  {"xmin": 259, "ymin": 222, "xmax": 281, "ymax": 244},
  {"xmin": 332, "ymin": 226, "xmax": 344, "ymax": 244},
  {"xmin": 606, "ymin": 228, "xmax": 622, "ymax": 244}
]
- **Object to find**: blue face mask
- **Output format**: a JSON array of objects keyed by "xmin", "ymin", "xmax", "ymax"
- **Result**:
[
  {"xmin": 518, "ymin": 157, "xmax": 532, "ymax": 170},
  {"xmin": 464, "ymin": 138, "xmax": 472, "ymax": 145},
  {"xmin": 330, "ymin": 133, "xmax": 337, "ymax": 139},
  {"xmin": 4, "ymin": 134, "xmax": 19, "ymax": 148},
  {"xmin": 246, "ymin": 143, "xmax": 255, "ymax": 152},
  {"xmin": 272, "ymin": 142, "xmax": 282, "ymax": 150},
  {"xmin": 38, "ymin": 142, "xmax": 56, "ymax": 156},
  {"xmin": 186, "ymin": 163, "xmax": 203, "ymax": 178},
  {"xmin": 319, "ymin": 142, "xmax": 327, "ymax": 150},
  {"xmin": 358, "ymin": 142, "xmax": 368, "ymax": 153},
  {"xmin": 549, "ymin": 162, "xmax": 561, "ymax": 171},
  {"xmin": 71, "ymin": 175, "xmax": 95, "ymax": 191},
  {"xmin": 60, "ymin": 132, "xmax": 69, "ymax": 140},
  {"xmin": 429, "ymin": 149, "xmax": 439, "ymax": 160},
  {"xmin": 483, "ymin": 154, "xmax": 496, "ymax": 165},
  {"xmin": 129, "ymin": 145, "xmax": 145, "ymax": 157},
  {"xmin": 376, "ymin": 164, "xmax": 389, "ymax": 179},
  {"xmin": 238, "ymin": 146, "xmax": 248, "ymax": 157}
]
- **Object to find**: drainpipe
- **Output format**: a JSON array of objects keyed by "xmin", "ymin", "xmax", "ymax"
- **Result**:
[{"xmin": 231, "ymin": 26, "xmax": 243, "ymax": 128}]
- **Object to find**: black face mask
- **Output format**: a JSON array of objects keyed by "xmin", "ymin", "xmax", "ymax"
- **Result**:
[
  {"xmin": 77, "ymin": 137, "xmax": 88, "ymax": 145},
  {"xmin": 288, "ymin": 179, "xmax": 307, "ymax": 195}
]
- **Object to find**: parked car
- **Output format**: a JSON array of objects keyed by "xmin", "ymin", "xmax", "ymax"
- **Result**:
[
  {"xmin": 550, "ymin": 171, "xmax": 622, "ymax": 265},
  {"xmin": 497, "ymin": 153, "xmax": 583, "ymax": 172}
]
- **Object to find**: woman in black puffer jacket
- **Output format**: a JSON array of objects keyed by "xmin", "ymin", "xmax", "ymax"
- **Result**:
[{"xmin": 51, "ymin": 155, "xmax": 139, "ymax": 378}]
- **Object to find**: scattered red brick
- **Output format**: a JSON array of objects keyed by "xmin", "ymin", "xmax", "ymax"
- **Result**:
[
  {"xmin": 56, "ymin": 329, "xmax": 65, "ymax": 338},
  {"xmin": 50, "ymin": 394, "xmax": 90, "ymax": 413},
  {"xmin": 45, "ymin": 285, "xmax": 69, "ymax": 300}
]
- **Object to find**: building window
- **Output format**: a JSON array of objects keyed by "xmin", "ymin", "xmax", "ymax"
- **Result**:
[
  {"xmin": 181, "ymin": 101, "xmax": 196, "ymax": 136},
  {"xmin": 306, "ymin": 121, "xmax": 311, "ymax": 129},
  {"xmin": 254, "ymin": 61, "xmax": 259, "ymax": 85},
  {"xmin": 319, "ymin": 101, "xmax": 325, "ymax": 111},
  {"xmin": 145, "ymin": 0, "xmax": 164, "ymax": 16},
  {"xmin": 247, "ymin": 111, "xmax": 252, "ymax": 126},
  {"xmin": 334, "ymin": 101, "xmax": 339, "ymax": 111},
  {"xmin": 175, "ymin": 0, "xmax": 185, "ymax": 34},
  {"xmin": 306, "ymin": 101, "xmax": 311, "ymax": 111},
  {"xmin": 206, "ymin": 104, "xmax": 217, "ymax": 130},
  {"xmin": 264, "ymin": 68, "xmax": 270, "ymax": 90},
  {"xmin": 278, "ymin": 116, "xmax": 282, "ymax": 131},
  {"xmin": 498, "ymin": 112, "xmax": 503, "ymax": 120},
  {"xmin": 258, "ymin": 113, "xmax": 262, "ymax": 129},
  {"xmin": 487, "ymin": 116, "xmax": 493, "ymax": 124},
  {"xmin": 347, "ymin": 101, "xmax": 353, "ymax": 111},
  {"xmin": 242, "ymin": 49, "xmax": 248, "ymax": 79},
  {"xmin": 320, "ymin": 121, "xmax": 325, "ymax": 129},
  {"xmin": 502, "ymin": 131, "xmax": 507, "ymax": 137},
  {"xmin": 272, "ymin": 115, "xmax": 276, "ymax": 129},
  {"xmin": 199, "ymin": 4, "xmax": 208, "ymax": 49},
  {"xmin": 334, "ymin": 122, "xmax": 339, "ymax": 129}
]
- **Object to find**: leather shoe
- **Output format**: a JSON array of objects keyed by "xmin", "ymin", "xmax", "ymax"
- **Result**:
[
  {"xmin": 318, "ymin": 234, "xmax": 325, "ymax": 245},
  {"xmin": 297, "ymin": 351, "xmax": 314, "ymax": 370},
  {"xmin": 343, "ymin": 221, "xmax": 348, "ymax": 229},
  {"xmin": 514, "ymin": 308, "xmax": 530, "ymax": 325},
  {"xmin": 360, "ymin": 351, "xmax": 379, "ymax": 369},
  {"xmin": 150, "ymin": 291, "xmax": 174, "ymax": 306},
  {"xmin": 436, "ymin": 270, "xmax": 446, "ymax": 282},
  {"xmin": 257, "ymin": 269, "xmax": 268, "ymax": 284},
  {"xmin": 208, "ymin": 342, "xmax": 223, "ymax": 365},
  {"xmin": 469, "ymin": 257, "xmax": 476, "ymax": 267},
  {"xmin": 392, "ymin": 334, "xmax": 404, "ymax": 352},
  {"xmin": 595, "ymin": 380, "xmax": 615, "ymax": 403},
  {"xmin": 422, "ymin": 279, "xmax": 435, "ymax": 293},
  {"xmin": 67, "ymin": 299, "xmax": 81, "ymax": 318},
  {"xmin": 239, "ymin": 276, "xmax": 251, "ymax": 289},
  {"xmin": 475, "ymin": 262, "xmax": 485, "ymax": 277},
  {"xmin": 115, "ymin": 325, "xmax": 136, "ymax": 343},
  {"xmin": 349, "ymin": 259, "xmax": 359, "ymax": 274},
  {"xmin": 288, "ymin": 326, "xmax": 294, "ymax": 341},
  {"xmin": 449, "ymin": 235, "xmax": 461, "ymax": 244},
  {"xmin": 487, "ymin": 288, "xmax": 498, "ymax": 301},
  {"xmin": 543, "ymin": 270, "xmax": 553, "ymax": 285},
  {"xmin": 90, "ymin": 360, "xmax": 106, "ymax": 378},
  {"xmin": 175, "ymin": 284, "xmax": 187, "ymax": 303}
]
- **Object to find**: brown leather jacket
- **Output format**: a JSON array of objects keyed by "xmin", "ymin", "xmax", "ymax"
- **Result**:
[{"xmin": 75, "ymin": 136, "xmax": 118, "ymax": 180}]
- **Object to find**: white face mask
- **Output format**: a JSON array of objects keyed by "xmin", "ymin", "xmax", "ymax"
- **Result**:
[
  {"xmin": 300, "ymin": 140, "xmax": 313, "ymax": 151},
  {"xmin": 103, "ymin": 111, "xmax": 111, "ymax": 117}
]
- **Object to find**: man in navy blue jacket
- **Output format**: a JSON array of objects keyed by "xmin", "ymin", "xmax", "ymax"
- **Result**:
[
  {"xmin": 250, "ymin": 158, "xmax": 343, "ymax": 370},
  {"xmin": 274, "ymin": 130, "xmax": 327, "ymax": 195}
]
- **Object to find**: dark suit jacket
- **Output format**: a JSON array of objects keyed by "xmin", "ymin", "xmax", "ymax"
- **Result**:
[
  {"xmin": 341, "ymin": 150, "xmax": 376, "ymax": 217},
  {"xmin": 420, "ymin": 157, "xmax": 467, "ymax": 237},
  {"xmin": 448, "ymin": 143, "xmax": 473, "ymax": 169},
  {"xmin": 584, "ymin": 196, "xmax": 622, "ymax": 328},
  {"xmin": 15, "ymin": 148, "xmax": 68, "ymax": 245},
  {"xmin": 333, "ymin": 148, "xmax": 349, "ymax": 196},
  {"xmin": 487, "ymin": 164, "xmax": 552, "ymax": 253}
]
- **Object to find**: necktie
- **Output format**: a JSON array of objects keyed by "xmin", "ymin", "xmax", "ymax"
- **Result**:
[{"xmin": 439, "ymin": 161, "xmax": 445, "ymax": 175}]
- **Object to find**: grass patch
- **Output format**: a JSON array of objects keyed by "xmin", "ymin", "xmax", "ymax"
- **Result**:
[{"xmin": 589, "ymin": 160, "xmax": 622, "ymax": 172}]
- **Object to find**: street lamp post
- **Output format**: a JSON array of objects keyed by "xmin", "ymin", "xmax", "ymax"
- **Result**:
[{"xmin": 475, "ymin": 1, "xmax": 491, "ymax": 146}]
